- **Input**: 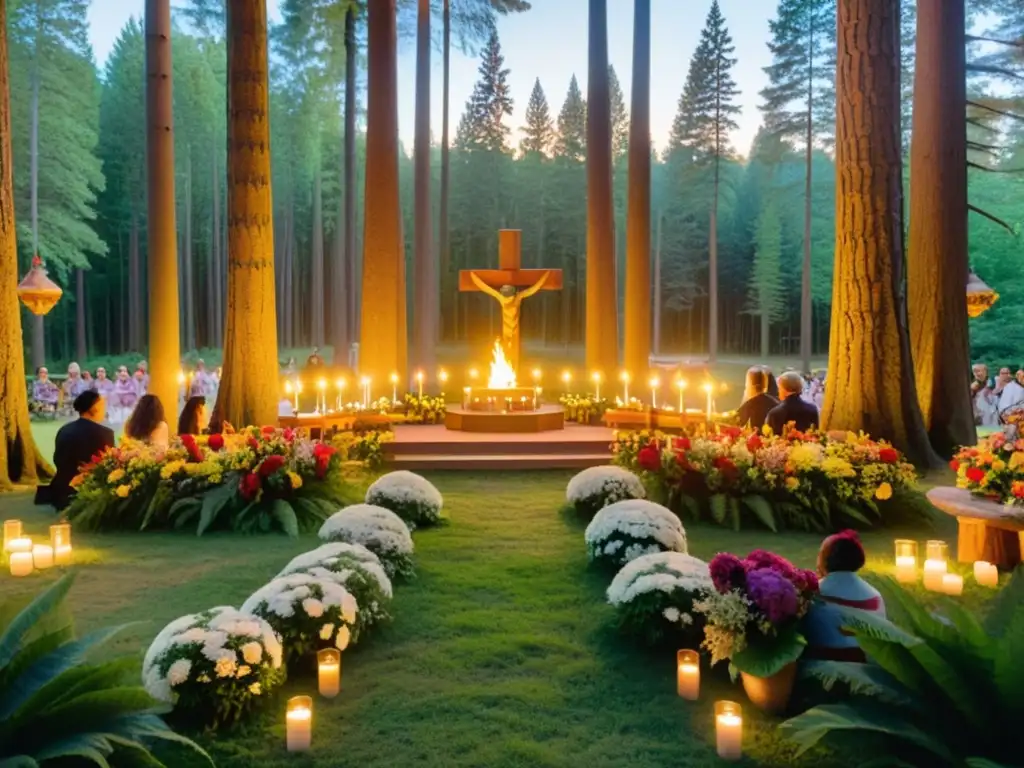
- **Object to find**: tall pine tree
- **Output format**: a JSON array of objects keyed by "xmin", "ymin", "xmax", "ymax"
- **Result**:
[
  {"xmin": 554, "ymin": 74, "xmax": 586, "ymax": 161},
  {"xmin": 749, "ymin": 200, "xmax": 784, "ymax": 360},
  {"xmin": 608, "ymin": 64, "xmax": 628, "ymax": 160},
  {"xmin": 454, "ymin": 25, "xmax": 513, "ymax": 154},
  {"xmin": 520, "ymin": 77, "xmax": 554, "ymax": 156}
]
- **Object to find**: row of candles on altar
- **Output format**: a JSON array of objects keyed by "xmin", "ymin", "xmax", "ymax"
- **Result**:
[
  {"xmin": 284, "ymin": 371, "xmax": 449, "ymax": 413},
  {"xmin": 674, "ymin": 650, "xmax": 742, "ymax": 760},
  {"xmin": 284, "ymin": 648, "xmax": 343, "ymax": 751},
  {"xmin": 893, "ymin": 539, "xmax": 1000, "ymax": 593},
  {"xmin": 3, "ymin": 520, "xmax": 72, "ymax": 576}
]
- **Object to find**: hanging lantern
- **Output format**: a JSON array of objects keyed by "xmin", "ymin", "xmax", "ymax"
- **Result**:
[
  {"xmin": 966, "ymin": 271, "xmax": 998, "ymax": 318},
  {"xmin": 17, "ymin": 255, "xmax": 62, "ymax": 316}
]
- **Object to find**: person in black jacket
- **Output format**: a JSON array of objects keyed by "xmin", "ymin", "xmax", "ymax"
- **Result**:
[
  {"xmin": 767, "ymin": 371, "xmax": 820, "ymax": 435},
  {"xmin": 736, "ymin": 367, "xmax": 779, "ymax": 429},
  {"xmin": 45, "ymin": 390, "xmax": 115, "ymax": 510}
]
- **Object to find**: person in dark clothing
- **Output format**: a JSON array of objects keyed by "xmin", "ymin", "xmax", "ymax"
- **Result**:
[
  {"xmin": 765, "ymin": 369, "xmax": 779, "ymax": 398},
  {"xmin": 767, "ymin": 371, "xmax": 820, "ymax": 435},
  {"xmin": 737, "ymin": 367, "xmax": 779, "ymax": 429},
  {"xmin": 46, "ymin": 390, "xmax": 115, "ymax": 510},
  {"xmin": 177, "ymin": 395, "xmax": 207, "ymax": 436}
]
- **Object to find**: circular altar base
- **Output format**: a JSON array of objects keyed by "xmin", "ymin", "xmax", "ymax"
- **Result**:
[{"xmin": 444, "ymin": 404, "xmax": 565, "ymax": 433}]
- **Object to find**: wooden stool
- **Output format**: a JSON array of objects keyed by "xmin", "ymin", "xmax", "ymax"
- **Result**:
[{"xmin": 926, "ymin": 487, "xmax": 1024, "ymax": 569}]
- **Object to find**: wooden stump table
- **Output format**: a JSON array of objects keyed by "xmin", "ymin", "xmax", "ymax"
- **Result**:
[{"xmin": 926, "ymin": 486, "xmax": 1024, "ymax": 569}]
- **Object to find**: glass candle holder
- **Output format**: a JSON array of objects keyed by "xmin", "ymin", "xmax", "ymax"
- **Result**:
[
  {"xmin": 3, "ymin": 519, "xmax": 23, "ymax": 554},
  {"xmin": 894, "ymin": 539, "xmax": 917, "ymax": 584},
  {"xmin": 923, "ymin": 540, "xmax": 948, "ymax": 591},
  {"xmin": 317, "ymin": 648, "xmax": 341, "ymax": 699},
  {"xmin": 676, "ymin": 649, "xmax": 699, "ymax": 700},
  {"xmin": 32, "ymin": 544, "xmax": 53, "ymax": 570},
  {"xmin": 714, "ymin": 700, "xmax": 743, "ymax": 761},
  {"xmin": 285, "ymin": 696, "xmax": 312, "ymax": 752},
  {"xmin": 50, "ymin": 522, "xmax": 72, "ymax": 566}
]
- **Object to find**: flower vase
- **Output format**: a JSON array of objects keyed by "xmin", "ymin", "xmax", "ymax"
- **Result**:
[{"xmin": 740, "ymin": 662, "xmax": 797, "ymax": 715}]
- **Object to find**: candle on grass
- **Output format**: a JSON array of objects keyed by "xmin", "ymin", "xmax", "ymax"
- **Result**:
[
  {"xmin": 32, "ymin": 544, "xmax": 53, "ymax": 570},
  {"xmin": 7, "ymin": 536, "xmax": 32, "ymax": 554},
  {"xmin": 317, "ymin": 649, "xmax": 341, "ymax": 698},
  {"xmin": 649, "ymin": 377, "xmax": 660, "ymax": 409},
  {"xmin": 676, "ymin": 649, "xmax": 699, "ymax": 700},
  {"xmin": 715, "ymin": 700, "xmax": 743, "ymax": 761},
  {"xmin": 620, "ymin": 372, "xmax": 630, "ymax": 403},
  {"xmin": 974, "ymin": 560, "xmax": 998, "ymax": 588},
  {"xmin": 941, "ymin": 573, "xmax": 964, "ymax": 596},
  {"xmin": 592, "ymin": 371, "xmax": 602, "ymax": 400},
  {"xmin": 894, "ymin": 539, "xmax": 917, "ymax": 584},
  {"xmin": 9, "ymin": 552, "xmax": 32, "ymax": 577},
  {"xmin": 51, "ymin": 522, "xmax": 72, "ymax": 566},
  {"xmin": 3, "ymin": 519, "xmax": 23, "ymax": 554},
  {"xmin": 285, "ymin": 696, "xmax": 312, "ymax": 752},
  {"xmin": 923, "ymin": 540, "xmax": 948, "ymax": 591}
]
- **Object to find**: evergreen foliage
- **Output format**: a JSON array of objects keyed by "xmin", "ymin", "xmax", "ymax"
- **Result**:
[
  {"xmin": 555, "ymin": 74, "xmax": 587, "ymax": 162},
  {"xmin": 454, "ymin": 26, "xmax": 513, "ymax": 154},
  {"xmin": 519, "ymin": 77, "xmax": 554, "ymax": 157},
  {"xmin": 608, "ymin": 64, "xmax": 629, "ymax": 159}
]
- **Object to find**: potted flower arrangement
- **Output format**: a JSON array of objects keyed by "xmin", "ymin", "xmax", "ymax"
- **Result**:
[
  {"xmin": 950, "ymin": 432, "xmax": 1024, "ymax": 505},
  {"xmin": 693, "ymin": 549, "xmax": 818, "ymax": 714}
]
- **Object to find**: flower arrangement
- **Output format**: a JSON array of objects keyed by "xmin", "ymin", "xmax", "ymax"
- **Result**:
[
  {"xmin": 67, "ymin": 427, "xmax": 361, "ymax": 536},
  {"xmin": 318, "ymin": 503, "xmax": 416, "ymax": 580},
  {"xmin": 565, "ymin": 465, "xmax": 646, "ymax": 519},
  {"xmin": 613, "ymin": 426, "xmax": 917, "ymax": 532},
  {"xmin": 950, "ymin": 432, "xmax": 1024, "ymax": 507},
  {"xmin": 693, "ymin": 549, "xmax": 818, "ymax": 679},
  {"xmin": 606, "ymin": 551, "xmax": 712, "ymax": 647},
  {"xmin": 331, "ymin": 428, "xmax": 393, "ymax": 470},
  {"xmin": 403, "ymin": 393, "xmax": 447, "ymax": 424},
  {"xmin": 142, "ymin": 606, "xmax": 285, "ymax": 728},
  {"xmin": 240, "ymin": 573, "xmax": 359, "ymax": 662},
  {"xmin": 584, "ymin": 499, "xmax": 688, "ymax": 568},
  {"xmin": 559, "ymin": 393, "xmax": 609, "ymax": 424},
  {"xmin": 365, "ymin": 470, "xmax": 444, "ymax": 529},
  {"xmin": 278, "ymin": 542, "xmax": 394, "ymax": 635}
]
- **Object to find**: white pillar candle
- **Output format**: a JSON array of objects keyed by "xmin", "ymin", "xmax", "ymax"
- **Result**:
[
  {"xmin": 923, "ymin": 559, "xmax": 947, "ymax": 591},
  {"xmin": 676, "ymin": 379, "xmax": 686, "ymax": 413},
  {"xmin": 620, "ymin": 372, "xmax": 630, "ymax": 403},
  {"xmin": 941, "ymin": 573, "xmax": 963, "ymax": 596},
  {"xmin": 463, "ymin": 387, "xmax": 471, "ymax": 409},
  {"xmin": 390, "ymin": 373, "xmax": 399, "ymax": 405},
  {"xmin": 974, "ymin": 561, "xmax": 998, "ymax": 588},
  {"xmin": 895, "ymin": 556, "xmax": 916, "ymax": 584},
  {"xmin": 592, "ymin": 372, "xmax": 601, "ymax": 400},
  {"xmin": 676, "ymin": 650, "xmax": 699, "ymax": 700},
  {"xmin": 286, "ymin": 696, "xmax": 312, "ymax": 752},
  {"xmin": 649, "ymin": 377, "xmax": 659, "ymax": 408},
  {"xmin": 704, "ymin": 383, "xmax": 713, "ymax": 420},
  {"xmin": 3, "ymin": 519, "xmax": 23, "ymax": 553},
  {"xmin": 318, "ymin": 649, "xmax": 341, "ymax": 698},
  {"xmin": 416, "ymin": 371, "xmax": 424, "ymax": 399},
  {"xmin": 9, "ymin": 551, "xmax": 33, "ymax": 577},
  {"xmin": 50, "ymin": 523, "xmax": 72, "ymax": 565},
  {"xmin": 715, "ymin": 701, "xmax": 743, "ymax": 761},
  {"xmin": 7, "ymin": 537, "xmax": 32, "ymax": 554},
  {"xmin": 32, "ymin": 545, "xmax": 54, "ymax": 570}
]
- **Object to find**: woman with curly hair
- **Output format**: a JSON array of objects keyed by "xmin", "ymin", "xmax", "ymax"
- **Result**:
[{"xmin": 124, "ymin": 394, "xmax": 169, "ymax": 450}]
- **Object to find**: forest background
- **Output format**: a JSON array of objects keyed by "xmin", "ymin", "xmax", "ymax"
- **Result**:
[{"xmin": 10, "ymin": 0, "xmax": 1024, "ymax": 373}]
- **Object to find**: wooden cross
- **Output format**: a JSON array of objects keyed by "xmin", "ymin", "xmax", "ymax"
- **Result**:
[{"xmin": 458, "ymin": 230, "xmax": 564, "ymax": 293}]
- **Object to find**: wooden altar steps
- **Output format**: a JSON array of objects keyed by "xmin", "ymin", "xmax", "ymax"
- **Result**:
[{"xmin": 386, "ymin": 424, "xmax": 613, "ymax": 471}]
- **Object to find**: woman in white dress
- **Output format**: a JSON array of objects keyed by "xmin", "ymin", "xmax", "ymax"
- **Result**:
[{"xmin": 123, "ymin": 394, "xmax": 169, "ymax": 450}]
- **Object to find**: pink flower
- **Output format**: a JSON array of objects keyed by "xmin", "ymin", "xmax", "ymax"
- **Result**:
[{"xmin": 709, "ymin": 553, "xmax": 747, "ymax": 594}]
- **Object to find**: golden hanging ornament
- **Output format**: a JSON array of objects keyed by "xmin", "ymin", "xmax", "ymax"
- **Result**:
[
  {"xmin": 17, "ymin": 255, "xmax": 62, "ymax": 316},
  {"xmin": 966, "ymin": 271, "xmax": 998, "ymax": 319}
]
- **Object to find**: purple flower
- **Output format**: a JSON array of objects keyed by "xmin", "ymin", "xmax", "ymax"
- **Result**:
[
  {"xmin": 709, "ymin": 553, "xmax": 747, "ymax": 594},
  {"xmin": 743, "ymin": 549, "xmax": 798, "ymax": 580},
  {"xmin": 745, "ymin": 568, "xmax": 799, "ymax": 625}
]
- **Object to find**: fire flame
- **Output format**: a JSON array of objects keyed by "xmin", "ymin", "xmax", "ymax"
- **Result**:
[{"xmin": 488, "ymin": 340, "xmax": 517, "ymax": 388}]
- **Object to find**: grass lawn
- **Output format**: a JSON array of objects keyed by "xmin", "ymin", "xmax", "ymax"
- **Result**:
[{"xmin": 2, "ymin": 425, "xmax": 980, "ymax": 767}]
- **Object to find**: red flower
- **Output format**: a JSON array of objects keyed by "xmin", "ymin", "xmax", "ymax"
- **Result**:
[
  {"xmin": 261, "ymin": 425, "xmax": 276, "ymax": 436},
  {"xmin": 258, "ymin": 454, "xmax": 286, "ymax": 477},
  {"xmin": 637, "ymin": 445, "xmax": 661, "ymax": 472},
  {"xmin": 713, "ymin": 456, "xmax": 738, "ymax": 480},
  {"xmin": 247, "ymin": 437, "xmax": 260, "ymax": 451},
  {"xmin": 746, "ymin": 434, "xmax": 763, "ymax": 453},
  {"xmin": 672, "ymin": 436, "xmax": 691, "ymax": 451},
  {"xmin": 966, "ymin": 467, "xmax": 986, "ymax": 484},
  {"xmin": 239, "ymin": 472, "xmax": 261, "ymax": 501},
  {"xmin": 675, "ymin": 452, "xmax": 690, "ymax": 470},
  {"xmin": 181, "ymin": 434, "xmax": 203, "ymax": 463},
  {"xmin": 878, "ymin": 447, "xmax": 900, "ymax": 464},
  {"xmin": 720, "ymin": 425, "xmax": 743, "ymax": 440},
  {"xmin": 283, "ymin": 428, "xmax": 295, "ymax": 442},
  {"xmin": 208, "ymin": 434, "xmax": 225, "ymax": 452},
  {"xmin": 949, "ymin": 459, "xmax": 960, "ymax": 472},
  {"xmin": 313, "ymin": 442, "xmax": 337, "ymax": 459}
]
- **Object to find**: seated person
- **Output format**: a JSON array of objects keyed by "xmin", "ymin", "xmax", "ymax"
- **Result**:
[
  {"xmin": 31, "ymin": 367, "xmax": 60, "ymax": 414},
  {"xmin": 92, "ymin": 367, "xmax": 115, "ymax": 398},
  {"xmin": 767, "ymin": 370, "xmax": 820, "ymax": 434},
  {"xmin": 803, "ymin": 530, "xmax": 886, "ymax": 663},
  {"xmin": 44, "ymin": 390, "xmax": 115, "ymax": 510},
  {"xmin": 124, "ymin": 394, "xmax": 169, "ymax": 450},
  {"xmin": 81, "ymin": 369, "xmax": 93, "ymax": 388},
  {"xmin": 133, "ymin": 367, "xmax": 148, "ymax": 396},
  {"xmin": 736, "ymin": 367, "xmax": 779, "ymax": 429},
  {"xmin": 177, "ymin": 395, "xmax": 208, "ymax": 436},
  {"xmin": 136, "ymin": 360, "xmax": 150, "ymax": 393},
  {"xmin": 111, "ymin": 366, "xmax": 140, "ymax": 411},
  {"xmin": 62, "ymin": 362, "xmax": 88, "ymax": 401}
]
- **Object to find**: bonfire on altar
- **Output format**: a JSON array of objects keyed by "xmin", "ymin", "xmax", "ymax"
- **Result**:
[{"xmin": 462, "ymin": 340, "xmax": 538, "ymax": 412}]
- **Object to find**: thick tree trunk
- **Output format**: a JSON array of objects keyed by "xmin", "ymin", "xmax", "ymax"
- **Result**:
[
  {"xmin": 0, "ymin": 0, "xmax": 49, "ymax": 485},
  {"xmin": 311, "ymin": 170, "xmax": 324, "ymax": 347},
  {"xmin": 75, "ymin": 268, "xmax": 86, "ymax": 361},
  {"xmin": 145, "ymin": 0, "xmax": 180, "ymax": 419},
  {"xmin": 586, "ymin": 0, "xmax": 619, "ymax": 375},
  {"xmin": 360, "ymin": 0, "xmax": 406, "ymax": 383},
  {"xmin": 908, "ymin": 0, "xmax": 974, "ymax": 455},
  {"xmin": 184, "ymin": 149, "xmax": 195, "ymax": 351},
  {"xmin": 215, "ymin": 0, "xmax": 279, "ymax": 428},
  {"xmin": 623, "ymin": 0, "xmax": 651, "ymax": 379},
  {"xmin": 439, "ymin": 0, "xmax": 451, "ymax": 342},
  {"xmin": 344, "ymin": 7, "xmax": 358, "ymax": 359},
  {"xmin": 212, "ymin": 151, "xmax": 222, "ymax": 347},
  {"xmin": 29, "ymin": 43, "xmax": 45, "ymax": 370},
  {"xmin": 413, "ymin": 0, "xmax": 435, "ymax": 376},
  {"xmin": 653, "ymin": 210, "xmax": 662, "ymax": 354},
  {"xmin": 823, "ymin": 0, "xmax": 937, "ymax": 466}
]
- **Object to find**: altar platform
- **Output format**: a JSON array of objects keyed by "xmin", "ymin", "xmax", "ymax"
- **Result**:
[{"xmin": 385, "ymin": 423, "xmax": 613, "ymax": 471}]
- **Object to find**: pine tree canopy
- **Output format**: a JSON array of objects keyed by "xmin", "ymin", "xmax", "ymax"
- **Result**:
[
  {"xmin": 608, "ymin": 65, "xmax": 629, "ymax": 159},
  {"xmin": 554, "ymin": 74, "xmax": 586, "ymax": 162},
  {"xmin": 454, "ymin": 26, "xmax": 514, "ymax": 153},
  {"xmin": 520, "ymin": 77, "xmax": 554, "ymax": 157}
]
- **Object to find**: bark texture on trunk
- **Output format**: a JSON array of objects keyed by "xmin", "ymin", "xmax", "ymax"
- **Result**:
[
  {"xmin": 145, "ymin": 0, "xmax": 180, "ymax": 421},
  {"xmin": 908, "ymin": 0, "xmax": 974, "ymax": 455},
  {"xmin": 344, "ymin": 7, "xmax": 358, "ymax": 355},
  {"xmin": 0, "ymin": 0, "xmax": 50, "ymax": 486},
  {"xmin": 311, "ymin": 170, "xmax": 324, "ymax": 347},
  {"xmin": 623, "ymin": 0, "xmax": 651, "ymax": 379},
  {"xmin": 212, "ymin": 151, "xmax": 223, "ymax": 346},
  {"xmin": 585, "ymin": 0, "xmax": 619, "ymax": 375},
  {"xmin": 29, "ymin": 44, "xmax": 44, "ymax": 370},
  {"xmin": 215, "ymin": 0, "xmax": 279, "ymax": 428},
  {"xmin": 823, "ymin": 0, "xmax": 936, "ymax": 465},
  {"xmin": 439, "ymin": 0, "xmax": 451, "ymax": 341},
  {"xmin": 413, "ymin": 0, "xmax": 435, "ymax": 376},
  {"xmin": 359, "ymin": 0, "xmax": 406, "ymax": 383}
]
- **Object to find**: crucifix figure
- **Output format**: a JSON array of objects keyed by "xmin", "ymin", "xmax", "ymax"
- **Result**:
[{"xmin": 460, "ymin": 229, "xmax": 563, "ymax": 372}]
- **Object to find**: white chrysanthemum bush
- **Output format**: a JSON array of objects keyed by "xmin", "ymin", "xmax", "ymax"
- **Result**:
[
  {"xmin": 566, "ymin": 465, "xmax": 646, "ymax": 518},
  {"xmin": 607, "ymin": 551, "xmax": 712, "ymax": 646},
  {"xmin": 241, "ymin": 572, "xmax": 359, "ymax": 663},
  {"xmin": 365, "ymin": 470, "xmax": 444, "ymax": 528},
  {"xmin": 584, "ymin": 499, "xmax": 688, "ymax": 568},
  {"xmin": 278, "ymin": 542, "xmax": 394, "ymax": 635},
  {"xmin": 142, "ymin": 606, "xmax": 285, "ymax": 728},
  {"xmin": 318, "ymin": 503, "xmax": 415, "ymax": 580}
]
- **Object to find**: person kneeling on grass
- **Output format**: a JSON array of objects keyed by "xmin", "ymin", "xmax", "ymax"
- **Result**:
[{"xmin": 803, "ymin": 530, "xmax": 886, "ymax": 663}]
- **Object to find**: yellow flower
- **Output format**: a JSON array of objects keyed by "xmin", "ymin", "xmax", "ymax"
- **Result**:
[
  {"xmin": 788, "ymin": 443, "xmax": 824, "ymax": 469},
  {"xmin": 784, "ymin": 476, "xmax": 800, "ymax": 491},
  {"xmin": 287, "ymin": 471, "xmax": 303, "ymax": 490},
  {"xmin": 160, "ymin": 460, "xmax": 186, "ymax": 480},
  {"xmin": 1010, "ymin": 452, "xmax": 1024, "ymax": 470},
  {"xmin": 107, "ymin": 468, "xmax": 126, "ymax": 484},
  {"xmin": 821, "ymin": 456, "xmax": 856, "ymax": 479},
  {"xmin": 992, "ymin": 459, "xmax": 1007, "ymax": 472},
  {"xmin": 875, "ymin": 482, "xmax": 893, "ymax": 501},
  {"xmin": 115, "ymin": 484, "xmax": 131, "ymax": 498}
]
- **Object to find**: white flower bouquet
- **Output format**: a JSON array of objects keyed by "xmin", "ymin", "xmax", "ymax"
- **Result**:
[
  {"xmin": 318, "ymin": 503, "xmax": 415, "ymax": 580},
  {"xmin": 607, "ymin": 551, "xmax": 712, "ymax": 646},
  {"xmin": 278, "ymin": 542, "xmax": 394, "ymax": 636},
  {"xmin": 142, "ymin": 606, "xmax": 285, "ymax": 728},
  {"xmin": 584, "ymin": 498, "xmax": 688, "ymax": 568},
  {"xmin": 365, "ymin": 470, "xmax": 444, "ymax": 529},
  {"xmin": 566, "ymin": 465, "xmax": 646, "ymax": 518},
  {"xmin": 241, "ymin": 573, "xmax": 359, "ymax": 663}
]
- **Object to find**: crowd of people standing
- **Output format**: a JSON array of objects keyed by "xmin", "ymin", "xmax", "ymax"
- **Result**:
[{"xmin": 970, "ymin": 363, "xmax": 1024, "ymax": 427}]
